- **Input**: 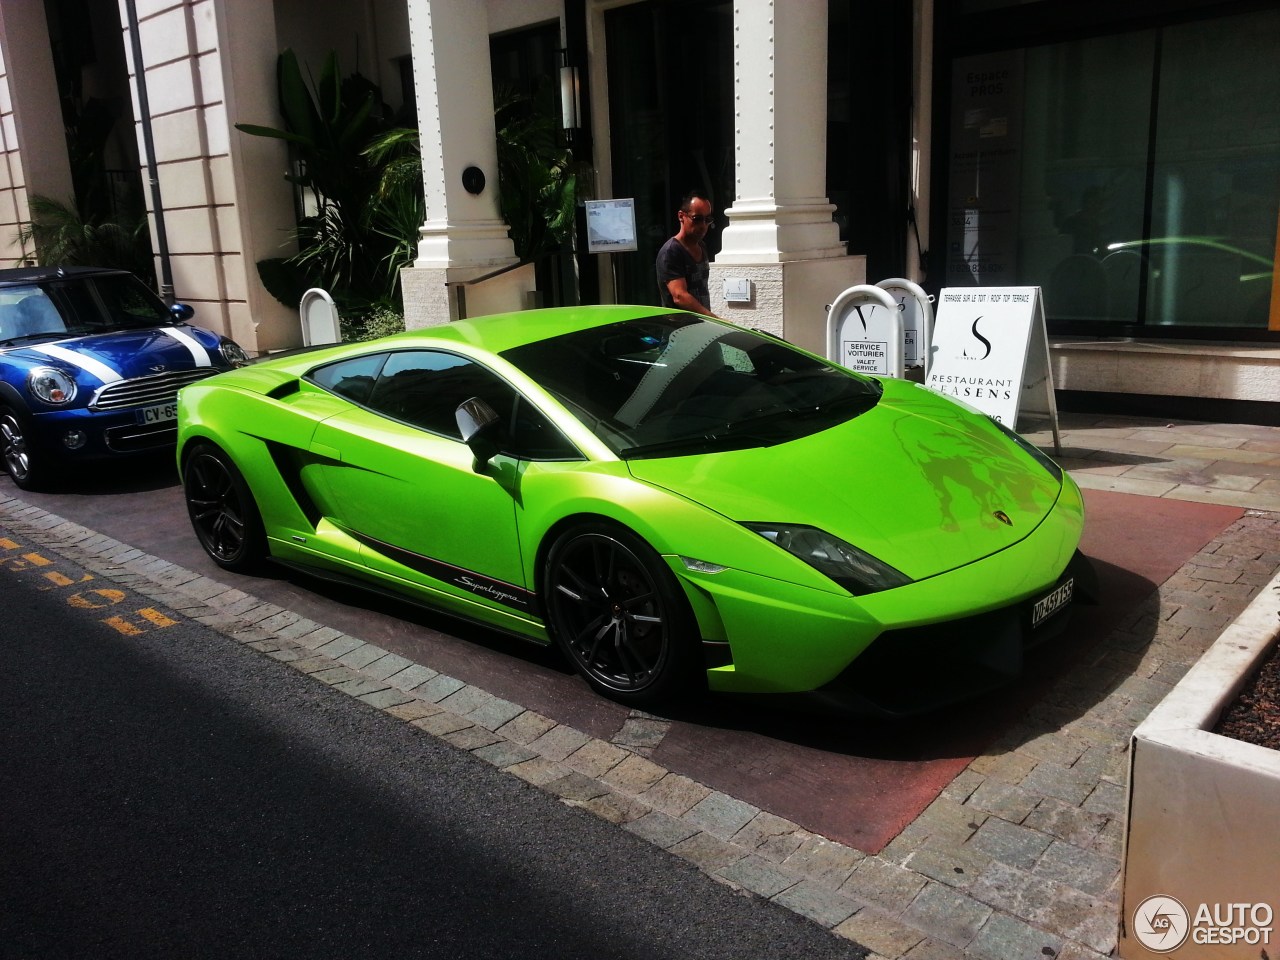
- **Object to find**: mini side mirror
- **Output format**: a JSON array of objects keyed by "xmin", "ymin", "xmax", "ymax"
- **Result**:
[{"xmin": 170, "ymin": 303, "xmax": 195, "ymax": 322}]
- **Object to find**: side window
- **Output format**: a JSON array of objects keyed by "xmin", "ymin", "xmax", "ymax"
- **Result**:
[
  {"xmin": 309, "ymin": 353, "xmax": 388, "ymax": 405},
  {"xmin": 508, "ymin": 396, "xmax": 580, "ymax": 460},
  {"xmin": 367, "ymin": 350, "xmax": 518, "ymax": 440},
  {"xmin": 310, "ymin": 348, "xmax": 580, "ymax": 459}
]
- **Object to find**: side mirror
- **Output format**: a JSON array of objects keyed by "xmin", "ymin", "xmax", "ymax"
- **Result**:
[
  {"xmin": 455, "ymin": 397, "xmax": 500, "ymax": 472},
  {"xmin": 170, "ymin": 303, "xmax": 195, "ymax": 322}
]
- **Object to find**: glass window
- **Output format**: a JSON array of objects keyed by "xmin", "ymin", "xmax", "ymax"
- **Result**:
[
  {"xmin": 0, "ymin": 286, "xmax": 65, "ymax": 339},
  {"xmin": 309, "ymin": 353, "xmax": 388, "ymax": 405},
  {"xmin": 945, "ymin": 7, "xmax": 1280, "ymax": 334},
  {"xmin": 51, "ymin": 274, "xmax": 172, "ymax": 331},
  {"xmin": 1144, "ymin": 10, "xmax": 1280, "ymax": 327},
  {"xmin": 368, "ymin": 351, "xmax": 516, "ymax": 438},
  {"xmin": 502, "ymin": 315, "xmax": 882, "ymax": 459},
  {"xmin": 309, "ymin": 349, "xmax": 578, "ymax": 460}
]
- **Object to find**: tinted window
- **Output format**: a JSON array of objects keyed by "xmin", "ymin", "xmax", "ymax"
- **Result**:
[
  {"xmin": 367, "ymin": 351, "xmax": 513, "ymax": 438},
  {"xmin": 0, "ymin": 286, "xmax": 65, "ymax": 339},
  {"xmin": 309, "ymin": 349, "xmax": 579, "ymax": 460},
  {"xmin": 501, "ymin": 314, "xmax": 882, "ymax": 458},
  {"xmin": 48, "ymin": 273, "xmax": 173, "ymax": 332},
  {"xmin": 309, "ymin": 353, "xmax": 388, "ymax": 405}
]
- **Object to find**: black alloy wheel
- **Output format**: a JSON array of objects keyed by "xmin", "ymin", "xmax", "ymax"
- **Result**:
[
  {"xmin": 544, "ymin": 523, "xmax": 699, "ymax": 705},
  {"xmin": 0, "ymin": 405, "xmax": 44, "ymax": 491},
  {"xmin": 183, "ymin": 442, "xmax": 266, "ymax": 572}
]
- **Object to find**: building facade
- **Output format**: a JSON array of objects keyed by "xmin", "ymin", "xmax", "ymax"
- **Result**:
[{"xmin": 1, "ymin": 0, "xmax": 1276, "ymax": 418}]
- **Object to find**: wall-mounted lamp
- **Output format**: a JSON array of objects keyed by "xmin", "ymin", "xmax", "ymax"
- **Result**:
[{"xmin": 558, "ymin": 48, "xmax": 582, "ymax": 137}]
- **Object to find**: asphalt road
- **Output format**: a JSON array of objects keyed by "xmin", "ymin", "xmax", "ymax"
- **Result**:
[{"xmin": 0, "ymin": 543, "xmax": 869, "ymax": 959}]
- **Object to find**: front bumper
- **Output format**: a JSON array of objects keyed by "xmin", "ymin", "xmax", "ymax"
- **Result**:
[
  {"xmin": 808, "ymin": 549, "xmax": 1096, "ymax": 716},
  {"xmin": 672, "ymin": 479, "xmax": 1087, "ymax": 708},
  {"xmin": 32, "ymin": 405, "xmax": 179, "ymax": 459}
]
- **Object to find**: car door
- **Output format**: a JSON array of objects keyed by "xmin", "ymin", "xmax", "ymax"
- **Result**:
[{"xmin": 306, "ymin": 349, "xmax": 534, "ymax": 620}]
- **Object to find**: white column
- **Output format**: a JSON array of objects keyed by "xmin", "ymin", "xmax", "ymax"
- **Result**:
[
  {"xmin": 716, "ymin": 0, "xmax": 845, "ymax": 265},
  {"xmin": 709, "ymin": 0, "xmax": 861, "ymax": 354},
  {"xmin": 401, "ymin": 0, "xmax": 519, "ymax": 325}
]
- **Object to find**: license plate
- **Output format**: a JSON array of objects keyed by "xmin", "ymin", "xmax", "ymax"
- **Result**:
[
  {"xmin": 1031, "ymin": 577, "xmax": 1074, "ymax": 628},
  {"xmin": 138, "ymin": 402, "xmax": 178, "ymax": 425}
]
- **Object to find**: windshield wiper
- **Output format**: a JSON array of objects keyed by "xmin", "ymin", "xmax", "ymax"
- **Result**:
[{"xmin": 0, "ymin": 332, "xmax": 67, "ymax": 348}]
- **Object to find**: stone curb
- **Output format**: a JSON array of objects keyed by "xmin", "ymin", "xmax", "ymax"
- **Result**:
[{"xmin": 4, "ymin": 493, "xmax": 1278, "ymax": 960}]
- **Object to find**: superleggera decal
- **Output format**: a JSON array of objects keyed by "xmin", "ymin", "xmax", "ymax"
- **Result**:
[
  {"xmin": 29, "ymin": 343, "xmax": 123, "ymax": 384},
  {"xmin": 347, "ymin": 529, "xmax": 537, "ymax": 613}
]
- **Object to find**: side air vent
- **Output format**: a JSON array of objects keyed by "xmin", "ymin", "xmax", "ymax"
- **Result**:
[{"xmin": 266, "ymin": 379, "xmax": 301, "ymax": 400}]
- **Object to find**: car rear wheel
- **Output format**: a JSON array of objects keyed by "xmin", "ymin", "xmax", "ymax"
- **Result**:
[
  {"xmin": 183, "ymin": 442, "xmax": 266, "ymax": 572},
  {"xmin": 0, "ymin": 405, "xmax": 45, "ymax": 491},
  {"xmin": 544, "ymin": 522, "xmax": 701, "ymax": 706}
]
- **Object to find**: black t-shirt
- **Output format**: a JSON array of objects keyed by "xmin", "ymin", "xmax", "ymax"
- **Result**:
[{"xmin": 655, "ymin": 237, "xmax": 710, "ymax": 310}]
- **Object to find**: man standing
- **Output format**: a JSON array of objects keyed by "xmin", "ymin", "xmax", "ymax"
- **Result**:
[{"xmin": 655, "ymin": 191, "xmax": 717, "ymax": 316}]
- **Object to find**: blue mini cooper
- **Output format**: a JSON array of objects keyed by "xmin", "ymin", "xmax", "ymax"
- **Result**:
[{"xmin": 0, "ymin": 266, "xmax": 251, "ymax": 490}]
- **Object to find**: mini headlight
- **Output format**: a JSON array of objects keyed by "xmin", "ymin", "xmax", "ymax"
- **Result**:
[
  {"xmin": 28, "ymin": 365, "xmax": 77, "ymax": 405},
  {"xmin": 219, "ymin": 337, "xmax": 251, "ymax": 367},
  {"xmin": 743, "ymin": 522, "xmax": 912, "ymax": 596}
]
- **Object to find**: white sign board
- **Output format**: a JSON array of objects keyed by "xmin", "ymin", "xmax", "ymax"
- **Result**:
[
  {"xmin": 585, "ymin": 199, "xmax": 638, "ymax": 253},
  {"xmin": 924, "ymin": 286, "xmax": 1060, "ymax": 450},
  {"xmin": 826, "ymin": 284, "xmax": 903, "ymax": 378}
]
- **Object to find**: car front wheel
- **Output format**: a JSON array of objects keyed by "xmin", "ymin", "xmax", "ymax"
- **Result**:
[
  {"xmin": 0, "ymin": 405, "xmax": 45, "ymax": 491},
  {"xmin": 183, "ymin": 442, "xmax": 266, "ymax": 572},
  {"xmin": 543, "ymin": 522, "xmax": 701, "ymax": 706}
]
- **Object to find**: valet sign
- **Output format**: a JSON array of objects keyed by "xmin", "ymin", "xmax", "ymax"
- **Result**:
[
  {"xmin": 925, "ymin": 286, "xmax": 1056, "ymax": 432},
  {"xmin": 1132, "ymin": 895, "xmax": 1274, "ymax": 953}
]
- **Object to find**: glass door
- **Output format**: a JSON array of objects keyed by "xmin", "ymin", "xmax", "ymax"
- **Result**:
[{"xmin": 604, "ymin": 1, "xmax": 734, "ymax": 306}]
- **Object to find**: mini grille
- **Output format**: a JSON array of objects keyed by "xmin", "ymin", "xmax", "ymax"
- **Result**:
[{"xmin": 90, "ymin": 368, "xmax": 218, "ymax": 411}]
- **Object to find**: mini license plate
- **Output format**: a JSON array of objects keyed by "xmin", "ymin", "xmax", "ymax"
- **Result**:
[
  {"xmin": 1031, "ymin": 577, "xmax": 1074, "ymax": 628},
  {"xmin": 137, "ymin": 401, "xmax": 178, "ymax": 425}
]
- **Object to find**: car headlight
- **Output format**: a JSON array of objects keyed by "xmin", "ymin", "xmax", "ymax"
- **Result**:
[
  {"xmin": 27, "ymin": 366, "xmax": 77, "ymax": 405},
  {"xmin": 988, "ymin": 417, "xmax": 1062, "ymax": 482},
  {"xmin": 743, "ymin": 522, "xmax": 912, "ymax": 596},
  {"xmin": 219, "ymin": 337, "xmax": 251, "ymax": 367}
]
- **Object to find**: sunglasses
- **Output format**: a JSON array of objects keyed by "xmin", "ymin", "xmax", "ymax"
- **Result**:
[{"xmin": 683, "ymin": 213, "xmax": 716, "ymax": 226}]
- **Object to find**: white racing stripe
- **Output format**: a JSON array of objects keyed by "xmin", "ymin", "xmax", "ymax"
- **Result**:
[
  {"xmin": 163, "ymin": 326, "xmax": 212, "ymax": 366},
  {"xmin": 30, "ymin": 343, "xmax": 122, "ymax": 384}
]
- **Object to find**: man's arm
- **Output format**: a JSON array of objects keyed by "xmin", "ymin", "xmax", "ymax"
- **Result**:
[{"xmin": 664, "ymin": 277, "xmax": 714, "ymax": 316}]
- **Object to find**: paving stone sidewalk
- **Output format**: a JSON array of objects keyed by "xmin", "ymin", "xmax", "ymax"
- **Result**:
[{"xmin": 4, "ymin": 452, "xmax": 1278, "ymax": 960}]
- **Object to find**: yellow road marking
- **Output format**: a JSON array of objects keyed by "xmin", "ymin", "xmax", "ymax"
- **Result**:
[{"xmin": 68, "ymin": 589, "xmax": 127, "ymax": 609}]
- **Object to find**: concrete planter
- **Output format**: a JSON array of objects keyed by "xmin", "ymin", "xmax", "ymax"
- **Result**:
[{"xmin": 1119, "ymin": 570, "xmax": 1280, "ymax": 958}]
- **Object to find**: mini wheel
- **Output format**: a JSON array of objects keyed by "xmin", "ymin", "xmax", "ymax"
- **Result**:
[{"xmin": 0, "ymin": 405, "xmax": 46, "ymax": 491}]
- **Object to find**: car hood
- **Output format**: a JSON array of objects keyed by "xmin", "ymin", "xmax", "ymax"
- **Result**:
[
  {"xmin": 6, "ymin": 325, "xmax": 222, "ymax": 383},
  {"xmin": 625, "ymin": 386, "xmax": 1064, "ymax": 581}
]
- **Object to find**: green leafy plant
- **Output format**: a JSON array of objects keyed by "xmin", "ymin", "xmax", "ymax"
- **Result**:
[
  {"xmin": 236, "ymin": 50, "xmax": 421, "ymax": 318},
  {"xmin": 17, "ymin": 194, "xmax": 155, "ymax": 279},
  {"xmin": 340, "ymin": 304, "xmax": 406, "ymax": 342},
  {"xmin": 494, "ymin": 85, "xmax": 576, "ymax": 262},
  {"xmin": 237, "ymin": 52, "xmax": 578, "ymax": 330}
]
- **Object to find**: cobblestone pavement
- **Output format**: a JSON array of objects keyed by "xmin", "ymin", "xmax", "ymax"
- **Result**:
[{"xmin": 3, "ymin": 411, "xmax": 1278, "ymax": 960}]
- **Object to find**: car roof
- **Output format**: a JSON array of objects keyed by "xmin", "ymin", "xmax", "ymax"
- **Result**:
[
  {"xmin": 387, "ymin": 304, "xmax": 683, "ymax": 355},
  {"xmin": 0, "ymin": 265, "xmax": 131, "ymax": 285}
]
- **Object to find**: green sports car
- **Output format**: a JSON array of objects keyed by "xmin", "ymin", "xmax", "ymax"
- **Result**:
[{"xmin": 177, "ymin": 305, "xmax": 1090, "ymax": 716}]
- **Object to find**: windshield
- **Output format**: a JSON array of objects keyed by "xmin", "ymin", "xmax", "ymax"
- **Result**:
[
  {"xmin": 0, "ymin": 274, "xmax": 172, "ymax": 344},
  {"xmin": 501, "ymin": 314, "xmax": 882, "ymax": 458}
]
